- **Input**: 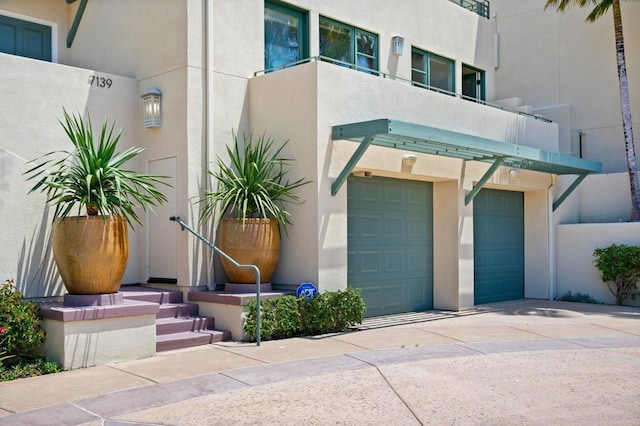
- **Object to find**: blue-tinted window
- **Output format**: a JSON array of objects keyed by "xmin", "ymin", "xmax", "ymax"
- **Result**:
[
  {"xmin": 319, "ymin": 17, "xmax": 378, "ymax": 75},
  {"xmin": 264, "ymin": 3, "xmax": 307, "ymax": 70}
]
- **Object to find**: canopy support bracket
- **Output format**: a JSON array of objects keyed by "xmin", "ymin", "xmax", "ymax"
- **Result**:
[
  {"xmin": 66, "ymin": 0, "xmax": 88, "ymax": 48},
  {"xmin": 465, "ymin": 157, "xmax": 506, "ymax": 205},
  {"xmin": 331, "ymin": 134, "xmax": 375, "ymax": 196},
  {"xmin": 552, "ymin": 174, "xmax": 588, "ymax": 211}
]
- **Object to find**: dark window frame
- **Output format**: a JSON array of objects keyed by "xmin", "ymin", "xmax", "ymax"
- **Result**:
[
  {"xmin": 411, "ymin": 47, "xmax": 455, "ymax": 95},
  {"xmin": 264, "ymin": 1, "xmax": 309, "ymax": 71},
  {"xmin": 319, "ymin": 16, "xmax": 379, "ymax": 75}
]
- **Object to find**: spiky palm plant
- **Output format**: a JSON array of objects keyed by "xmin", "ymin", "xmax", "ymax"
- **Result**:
[
  {"xmin": 198, "ymin": 131, "xmax": 310, "ymax": 235},
  {"xmin": 25, "ymin": 109, "xmax": 168, "ymax": 226}
]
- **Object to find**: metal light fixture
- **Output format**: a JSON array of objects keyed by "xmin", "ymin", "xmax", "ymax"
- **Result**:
[
  {"xmin": 392, "ymin": 36, "xmax": 405, "ymax": 56},
  {"xmin": 509, "ymin": 169, "xmax": 521, "ymax": 180},
  {"xmin": 402, "ymin": 153, "xmax": 417, "ymax": 166},
  {"xmin": 141, "ymin": 88, "xmax": 162, "ymax": 128}
]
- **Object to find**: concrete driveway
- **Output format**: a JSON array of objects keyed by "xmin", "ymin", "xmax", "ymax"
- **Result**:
[{"xmin": 0, "ymin": 300, "xmax": 639, "ymax": 425}]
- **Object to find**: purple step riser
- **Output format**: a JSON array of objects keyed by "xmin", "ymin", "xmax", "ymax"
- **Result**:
[
  {"xmin": 156, "ymin": 330, "xmax": 229, "ymax": 352},
  {"xmin": 157, "ymin": 335, "xmax": 212, "ymax": 352},
  {"xmin": 156, "ymin": 318, "xmax": 215, "ymax": 335},
  {"xmin": 157, "ymin": 304, "xmax": 199, "ymax": 319},
  {"xmin": 120, "ymin": 290, "xmax": 184, "ymax": 304}
]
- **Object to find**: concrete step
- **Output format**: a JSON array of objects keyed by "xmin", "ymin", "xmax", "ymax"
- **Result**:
[
  {"xmin": 120, "ymin": 285, "xmax": 231, "ymax": 351},
  {"xmin": 119, "ymin": 285, "xmax": 184, "ymax": 304},
  {"xmin": 156, "ymin": 330, "xmax": 231, "ymax": 352},
  {"xmin": 156, "ymin": 316, "xmax": 215, "ymax": 335},
  {"xmin": 157, "ymin": 303, "xmax": 200, "ymax": 319}
]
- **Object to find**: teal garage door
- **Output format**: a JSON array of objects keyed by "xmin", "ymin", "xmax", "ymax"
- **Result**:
[
  {"xmin": 0, "ymin": 15, "xmax": 52, "ymax": 61},
  {"xmin": 474, "ymin": 188, "xmax": 524, "ymax": 304},
  {"xmin": 348, "ymin": 176, "xmax": 433, "ymax": 317}
]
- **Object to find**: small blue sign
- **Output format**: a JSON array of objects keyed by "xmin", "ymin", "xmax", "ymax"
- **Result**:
[{"xmin": 296, "ymin": 282, "xmax": 318, "ymax": 300}]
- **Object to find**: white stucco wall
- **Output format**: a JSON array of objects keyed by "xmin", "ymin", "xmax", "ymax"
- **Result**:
[
  {"xmin": 554, "ymin": 173, "xmax": 633, "ymax": 224},
  {"xmin": 492, "ymin": 0, "xmax": 640, "ymax": 173},
  {"xmin": 556, "ymin": 223, "xmax": 640, "ymax": 306},
  {"xmin": 250, "ymin": 59, "xmax": 555, "ymax": 308},
  {"xmin": 0, "ymin": 54, "xmax": 138, "ymax": 297}
]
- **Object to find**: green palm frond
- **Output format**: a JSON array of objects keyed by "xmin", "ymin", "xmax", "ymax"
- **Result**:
[
  {"xmin": 197, "ymin": 131, "xmax": 311, "ymax": 236},
  {"xmin": 544, "ymin": 0, "xmax": 616, "ymax": 21},
  {"xmin": 25, "ymin": 109, "xmax": 170, "ymax": 227}
]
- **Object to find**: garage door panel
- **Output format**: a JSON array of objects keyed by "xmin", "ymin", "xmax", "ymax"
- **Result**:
[
  {"xmin": 474, "ymin": 188, "xmax": 524, "ymax": 305},
  {"xmin": 348, "ymin": 176, "xmax": 433, "ymax": 317}
]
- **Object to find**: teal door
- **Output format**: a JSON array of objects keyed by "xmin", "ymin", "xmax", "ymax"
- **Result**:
[
  {"xmin": 348, "ymin": 176, "xmax": 433, "ymax": 317},
  {"xmin": 474, "ymin": 189, "xmax": 524, "ymax": 304},
  {"xmin": 0, "ymin": 15, "xmax": 52, "ymax": 61}
]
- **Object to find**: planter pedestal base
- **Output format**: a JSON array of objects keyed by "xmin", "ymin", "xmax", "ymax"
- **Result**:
[
  {"xmin": 40, "ymin": 296, "xmax": 159, "ymax": 370},
  {"xmin": 63, "ymin": 292, "xmax": 125, "ymax": 306},
  {"xmin": 224, "ymin": 282, "xmax": 272, "ymax": 293}
]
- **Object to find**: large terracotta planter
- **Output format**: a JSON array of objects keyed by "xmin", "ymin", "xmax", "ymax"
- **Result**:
[
  {"xmin": 218, "ymin": 218, "xmax": 280, "ymax": 284},
  {"xmin": 52, "ymin": 216, "xmax": 129, "ymax": 294}
]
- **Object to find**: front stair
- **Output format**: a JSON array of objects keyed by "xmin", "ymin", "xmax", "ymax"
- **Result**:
[{"xmin": 120, "ymin": 285, "xmax": 231, "ymax": 352}]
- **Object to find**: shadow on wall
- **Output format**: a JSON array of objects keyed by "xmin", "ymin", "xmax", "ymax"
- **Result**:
[{"xmin": 16, "ymin": 206, "xmax": 63, "ymax": 299}]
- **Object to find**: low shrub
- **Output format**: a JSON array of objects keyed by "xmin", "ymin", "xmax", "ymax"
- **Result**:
[
  {"xmin": 555, "ymin": 291, "xmax": 602, "ymax": 304},
  {"xmin": 593, "ymin": 244, "xmax": 640, "ymax": 305},
  {"xmin": 0, "ymin": 279, "xmax": 46, "ymax": 359},
  {"xmin": 244, "ymin": 287, "xmax": 366, "ymax": 341},
  {"xmin": 0, "ymin": 279, "xmax": 60, "ymax": 382},
  {"xmin": 0, "ymin": 357, "xmax": 61, "ymax": 382}
]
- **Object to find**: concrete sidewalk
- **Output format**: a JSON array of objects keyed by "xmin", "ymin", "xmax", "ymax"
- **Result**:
[{"xmin": 0, "ymin": 300, "xmax": 639, "ymax": 425}]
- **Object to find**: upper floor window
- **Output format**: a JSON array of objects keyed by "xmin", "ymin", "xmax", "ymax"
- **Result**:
[
  {"xmin": 319, "ymin": 17, "xmax": 378, "ymax": 75},
  {"xmin": 411, "ymin": 48, "xmax": 455, "ymax": 95},
  {"xmin": 264, "ymin": 2, "xmax": 308, "ymax": 70},
  {"xmin": 462, "ymin": 64, "xmax": 486, "ymax": 102}
]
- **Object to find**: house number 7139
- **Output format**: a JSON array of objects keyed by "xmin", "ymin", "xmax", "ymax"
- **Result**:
[{"xmin": 88, "ymin": 75, "xmax": 112, "ymax": 88}]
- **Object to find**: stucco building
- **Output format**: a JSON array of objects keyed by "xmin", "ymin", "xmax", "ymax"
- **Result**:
[{"xmin": 1, "ymin": 0, "xmax": 638, "ymax": 315}]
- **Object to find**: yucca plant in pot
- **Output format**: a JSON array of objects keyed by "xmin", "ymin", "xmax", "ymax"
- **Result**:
[
  {"xmin": 198, "ymin": 131, "xmax": 310, "ymax": 286},
  {"xmin": 25, "ymin": 109, "xmax": 168, "ymax": 295}
]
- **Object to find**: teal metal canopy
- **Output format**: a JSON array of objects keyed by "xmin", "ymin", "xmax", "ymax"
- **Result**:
[{"xmin": 331, "ymin": 119, "xmax": 602, "ymax": 210}]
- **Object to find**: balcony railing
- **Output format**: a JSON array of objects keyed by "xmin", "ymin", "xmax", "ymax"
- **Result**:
[
  {"xmin": 254, "ymin": 56, "xmax": 551, "ymax": 123},
  {"xmin": 449, "ymin": 0, "xmax": 490, "ymax": 19}
]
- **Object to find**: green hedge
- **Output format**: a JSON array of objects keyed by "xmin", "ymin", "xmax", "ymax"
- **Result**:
[{"xmin": 243, "ymin": 287, "xmax": 366, "ymax": 341}]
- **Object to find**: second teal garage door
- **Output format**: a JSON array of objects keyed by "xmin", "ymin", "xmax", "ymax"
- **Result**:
[
  {"xmin": 348, "ymin": 176, "xmax": 433, "ymax": 317},
  {"xmin": 474, "ymin": 188, "xmax": 524, "ymax": 304}
]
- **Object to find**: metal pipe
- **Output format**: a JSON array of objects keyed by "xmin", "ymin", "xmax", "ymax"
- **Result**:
[{"xmin": 169, "ymin": 216, "xmax": 262, "ymax": 346}]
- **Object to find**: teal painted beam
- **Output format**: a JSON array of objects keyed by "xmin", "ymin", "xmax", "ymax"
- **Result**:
[
  {"xmin": 552, "ymin": 174, "xmax": 588, "ymax": 211},
  {"xmin": 67, "ymin": 0, "xmax": 88, "ymax": 48},
  {"xmin": 331, "ymin": 134, "xmax": 375, "ymax": 196},
  {"xmin": 332, "ymin": 119, "xmax": 602, "ymax": 176},
  {"xmin": 465, "ymin": 157, "xmax": 505, "ymax": 205}
]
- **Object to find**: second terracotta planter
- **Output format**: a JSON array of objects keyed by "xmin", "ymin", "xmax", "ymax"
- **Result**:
[{"xmin": 218, "ymin": 218, "xmax": 280, "ymax": 284}]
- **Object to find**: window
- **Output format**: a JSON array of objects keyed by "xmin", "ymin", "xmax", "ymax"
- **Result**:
[
  {"xmin": 462, "ymin": 64, "xmax": 486, "ymax": 102},
  {"xmin": 319, "ymin": 17, "xmax": 378, "ymax": 74},
  {"xmin": 411, "ymin": 48, "xmax": 455, "ymax": 95},
  {"xmin": 264, "ymin": 2, "xmax": 308, "ymax": 70},
  {"xmin": 0, "ymin": 14, "xmax": 52, "ymax": 62}
]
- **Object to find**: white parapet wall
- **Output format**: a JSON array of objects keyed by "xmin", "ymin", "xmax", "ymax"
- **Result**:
[{"xmin": 556, "ymin": 223, "xmax": 640, "ymax": 307}]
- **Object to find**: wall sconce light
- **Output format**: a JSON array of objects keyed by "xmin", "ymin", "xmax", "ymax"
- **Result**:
[
  {"xmin": 392, "ymin": 36, "xmax": 405, "ymax": 56},
  {"xmin": 141, "ymin": 88, "xmax": 162, "ymax": 128},
  {"xmin": 509, "ymin": 169, "xmax": 521, "ymax": 180},
  {"xmin": 402, "ymin": 153, "xmax": 417, "ymax": 166}
]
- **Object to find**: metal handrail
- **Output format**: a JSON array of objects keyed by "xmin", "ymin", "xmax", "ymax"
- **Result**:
[
  {"xmin": 449, "ymin": 0, "xmax": 490, "ymax": 19},
  {"xmin": 169, "ymin": 216, "xmax": 262, "ymax": 346},
  {"xmin": 254, "ymin": 56, "xmax": 552, "ymax": 123}
]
